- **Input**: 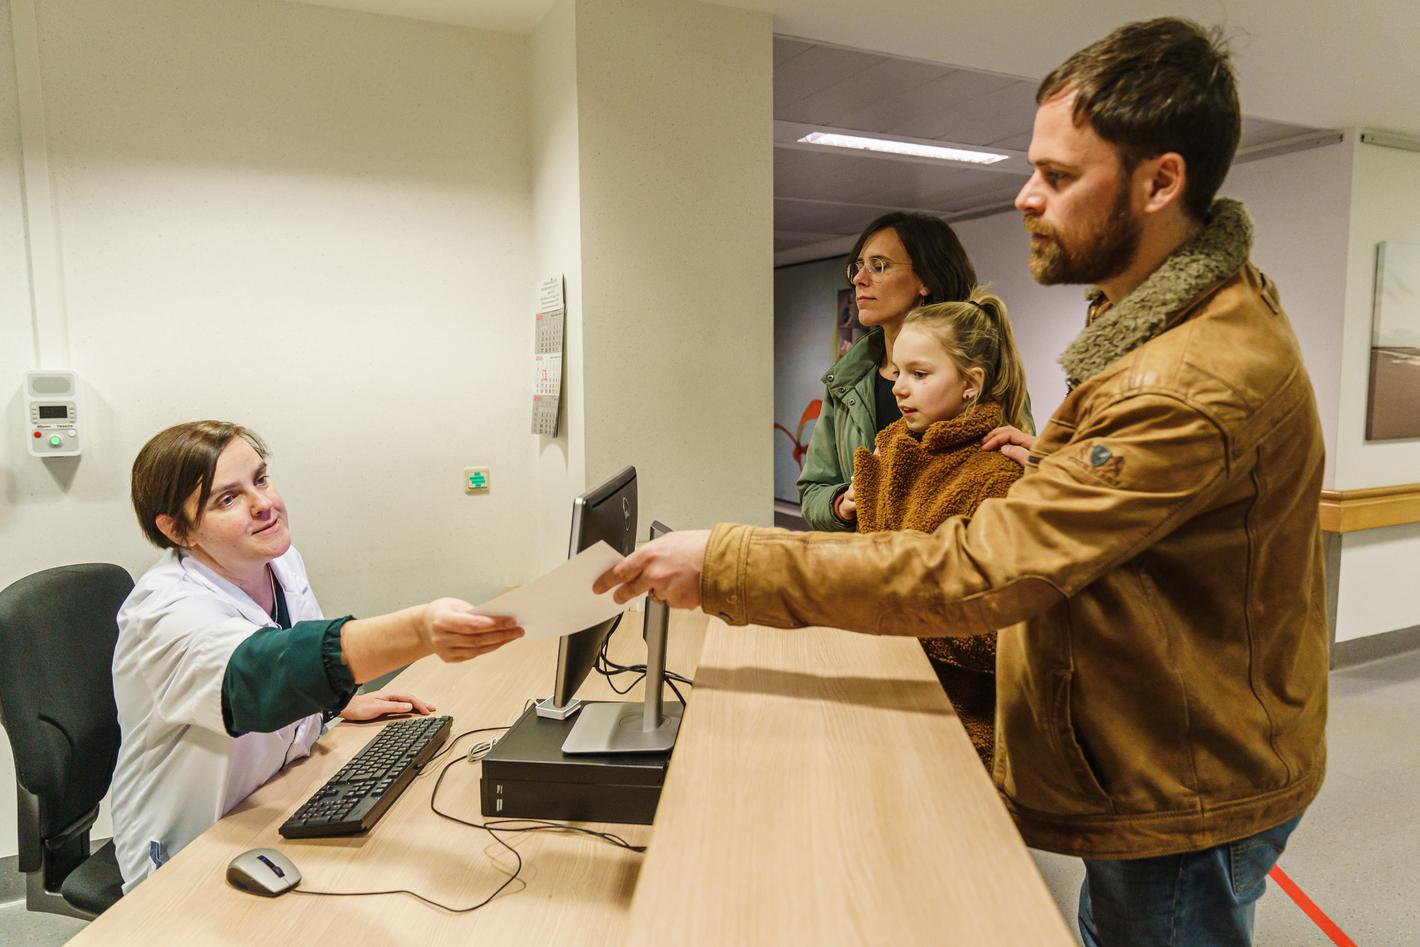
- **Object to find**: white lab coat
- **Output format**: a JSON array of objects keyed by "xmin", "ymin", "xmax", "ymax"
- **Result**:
[{"xmin": 110, "ymin": 546, "xmax": 325, "ymax": 892}]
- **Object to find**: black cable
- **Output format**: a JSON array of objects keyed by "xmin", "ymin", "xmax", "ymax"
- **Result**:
[
  {"xmin": 594, "ymin": 621, "xmax": 694, "ymax": 687},
  {"xmin": 428, "ymin": 751, "xmax": 645, "ymax": 852},
  {"xmin": 415, "ymin": 725, "xmax": 509, "ymax": 776},
  {"xmin": 292, "ymin": 879, "xmax": 514, "ymax": 913},
  {"xmin": 285, "ymin": 699, "xmax": 646, "ymax": 914}
]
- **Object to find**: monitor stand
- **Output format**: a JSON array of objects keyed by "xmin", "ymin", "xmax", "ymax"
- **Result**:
[
  {"xmin": 561, "ymin": 700, "xmax": 682, "ymax": 754},
  {"xmin": 563, "ymin": 525, "xmax": 682, "ymax": 754}
]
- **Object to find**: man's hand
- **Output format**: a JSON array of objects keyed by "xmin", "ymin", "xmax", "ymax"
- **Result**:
[
  {"xmin": 420, "ymin": 599, "xmax": 524, "ymax": 663},
  {"xmin": 981, "ymin": 425, "xmax": 1036, "ymax": 468},
  {"xmin": 593, "ymin": 530, "xmax": 711, "ymax": 608},
  {"xmin": 339, "ymin": 689, "xmax": 435, "ymax": 722}
]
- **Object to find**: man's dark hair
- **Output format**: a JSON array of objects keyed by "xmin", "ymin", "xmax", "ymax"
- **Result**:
[
  {"xmin": 1037, "ymin": 17, "xmax": 1241, "ymax": 221},
  {"xmin": 131, "ymin": 420, "xmax": 268, "ymax": 549},
  {"xmin": 846, "ymin": 212, "xmax": 977, "ymax": 303}
]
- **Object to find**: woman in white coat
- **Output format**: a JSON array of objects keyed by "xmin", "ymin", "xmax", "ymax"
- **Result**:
[{"xmin": 110, "ymin": 420, "xmax": 524, "ymax": 891}]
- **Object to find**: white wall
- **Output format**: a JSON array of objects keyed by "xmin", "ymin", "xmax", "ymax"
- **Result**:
[
  {"xmin": 529, "ymin": 0, "xmax": 588, "ymax": 569},
  {"xmin": 1, "ymin": 0, "xmax": 536, "ymax": 860},
  {"xmin": 1333, "ymin": 135, "xmax": 1420, "ymax": 642},
  {"xmin": 1335, "ymin": 136, "xmax": 1420, "ymax": 488},
  {"xmin": 1, "ymin": 0, "xmax": 539, "ymax": 605},
  {"xmin": 574, "ymin": 0, "xmax": 774, "ymax": 531}
]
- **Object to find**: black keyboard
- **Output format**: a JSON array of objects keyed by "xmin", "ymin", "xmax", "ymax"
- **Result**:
[{"xmin": 279, "ymin": 715, "xmax": 452, "ymax": 839}]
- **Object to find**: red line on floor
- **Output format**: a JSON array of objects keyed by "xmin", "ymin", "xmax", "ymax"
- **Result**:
[{"xmin": 1269, "ymin": 864, "xmax": 1357, "ymax": 947}]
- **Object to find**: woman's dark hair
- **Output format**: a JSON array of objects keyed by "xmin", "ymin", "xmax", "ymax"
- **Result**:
[
  {"xmin": 130, "ymin": 420, "xmax": 268, "ymax": 549},
  {"xmin": 846, "ymin": 212, "xmax": 977, "ymax": 304}
]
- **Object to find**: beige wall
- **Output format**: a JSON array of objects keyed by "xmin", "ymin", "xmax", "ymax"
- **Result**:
[
  {"xmin": 575, "ymin": 0, "xmax": 775, "ymax": 531},
  {"xmin": 530, "ymin": 0, "xmax": 588, "ymax": 568}
]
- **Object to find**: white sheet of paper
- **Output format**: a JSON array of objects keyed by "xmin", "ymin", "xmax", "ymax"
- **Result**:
[{"xmin": 475, "ymin": 541, "xmax": 643, "ymax": 641}]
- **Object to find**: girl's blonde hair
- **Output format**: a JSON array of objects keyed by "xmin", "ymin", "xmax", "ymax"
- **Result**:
[{"xmin": 903, "ymin": 287, "xmax": 1034, "ymax": 434}]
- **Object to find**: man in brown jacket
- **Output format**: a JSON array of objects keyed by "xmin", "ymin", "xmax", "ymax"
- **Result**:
[{"xmin": 597, "ymin": 18, "xmax": 1326, "ymax": 947}]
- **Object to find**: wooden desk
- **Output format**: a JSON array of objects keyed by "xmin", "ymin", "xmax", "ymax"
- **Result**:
[
  {"xmin": 72, "ymin": 611, "xmax": 706, "ymax": 945},
  {"xmin": 74, "ymin": 614, "xmax": 1070, "ymax": 945},
  {"xmin": 628, "ymin": 620, "xmax": 1073, "ymax": 946}
]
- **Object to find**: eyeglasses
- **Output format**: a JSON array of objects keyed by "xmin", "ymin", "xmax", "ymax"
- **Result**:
[{"xmin": 845, "ymin": 256, "xmax": 914, "ymax": 283}]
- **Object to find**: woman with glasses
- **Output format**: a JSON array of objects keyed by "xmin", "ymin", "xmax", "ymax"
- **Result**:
[{"xmin": 797, "ymin": 212, "xmax": 979, "ymax": 531}]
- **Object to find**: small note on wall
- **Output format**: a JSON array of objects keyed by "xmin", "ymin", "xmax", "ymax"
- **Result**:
[{"xmin": 533, "ymin": 275, "xmax": 565, "ymax": 436}]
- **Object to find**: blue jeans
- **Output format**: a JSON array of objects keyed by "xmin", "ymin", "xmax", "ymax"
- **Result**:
[{"xmin": 1078, "ymin": 813, "xmax": 1303, "ymax": 947}]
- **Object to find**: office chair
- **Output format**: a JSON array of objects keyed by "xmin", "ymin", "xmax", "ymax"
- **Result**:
[{"xmin": 0, "ymin": 563, "xmax": 133, "ymax": 920}]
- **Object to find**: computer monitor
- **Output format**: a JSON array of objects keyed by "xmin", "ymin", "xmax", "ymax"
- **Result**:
[
  {"xmin": 535, "ymin": 465, "xmax": 638, "ymax": 722},
  {"xmin": 561, "ymin": 519, "xmax": 683, "ymax": 755}
]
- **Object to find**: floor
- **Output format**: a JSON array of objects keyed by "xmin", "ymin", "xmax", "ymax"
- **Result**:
[{"xmin": 5, "ymin": 650, "xmax": 1417, "ymax": 945}]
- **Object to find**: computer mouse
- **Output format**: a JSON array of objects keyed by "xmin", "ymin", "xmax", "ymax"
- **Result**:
[{"xmin": 226, "ymin": 848, "xmax": 302, "ymax": 897}]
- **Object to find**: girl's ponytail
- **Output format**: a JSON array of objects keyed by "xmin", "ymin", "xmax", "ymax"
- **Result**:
[{"xmin": 903, "ymin": 287, "xmax": 1034, "ymax": 434}]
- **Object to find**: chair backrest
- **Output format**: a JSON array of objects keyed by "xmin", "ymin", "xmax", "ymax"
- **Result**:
[{"xmin": 0, "ymin": 563, "xmax": 133, "ymax": 841}]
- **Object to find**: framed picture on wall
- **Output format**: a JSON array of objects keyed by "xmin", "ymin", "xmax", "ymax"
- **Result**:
[
  {"xmin": 835, "ymin": 288, "xmax": 864, "ymax": 358},
  {"xmin": 1366, "ymin": 241, "xmax": 1420, "ymax": 440}
]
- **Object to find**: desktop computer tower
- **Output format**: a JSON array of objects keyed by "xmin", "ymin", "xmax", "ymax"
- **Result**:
[{"xmin": 480, "ymin": 703, "xmax": 670, "ymax": 825}]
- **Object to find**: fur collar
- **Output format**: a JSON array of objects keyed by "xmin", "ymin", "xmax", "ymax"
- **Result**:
[
  {"xmin": 1059, "ymin": 198, "xmax": 1253, "ymax": 389},
  {"xmin": 912, "ymin": 401, "xmax": 1003, "ymax": 454}
]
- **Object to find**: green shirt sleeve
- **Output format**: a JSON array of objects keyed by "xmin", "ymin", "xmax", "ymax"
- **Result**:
[
  {"xmin": 222, "ymin": 617, "xmax": 358, "ymax": 736},
  {"xmin": 797, "ymin": 403, "xmax": 855, "ymax": 532}
]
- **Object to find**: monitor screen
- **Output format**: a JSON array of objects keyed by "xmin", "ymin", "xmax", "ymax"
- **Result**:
[{"xmin": 548, "ymin": 466, "xmax": 637, "ymax": 710}]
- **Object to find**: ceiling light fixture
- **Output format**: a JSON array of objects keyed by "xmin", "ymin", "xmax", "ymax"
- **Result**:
[{"xmin": 798, "ymin": 131, "xmax": 1010, "ymax": 165}]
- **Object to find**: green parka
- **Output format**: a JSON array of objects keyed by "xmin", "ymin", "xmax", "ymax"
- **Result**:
[{"xmin": 795, "ymin": 329, "xmax": 886, "ymax": 531}]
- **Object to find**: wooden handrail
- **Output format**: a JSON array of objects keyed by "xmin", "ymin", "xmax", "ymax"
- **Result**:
[{"xmin": 1319, "ymin": 482, "xmax": 1420, "ymax": 533}]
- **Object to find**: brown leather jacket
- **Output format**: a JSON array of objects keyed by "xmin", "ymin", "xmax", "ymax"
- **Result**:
[{"xmin": 702, "ymin": 201, "xmax": 1327, "ymax": 858}]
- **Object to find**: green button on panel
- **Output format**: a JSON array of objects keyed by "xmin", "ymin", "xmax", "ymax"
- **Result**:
[{"xmin": 48, "ymin": 435, "xmax": 62, "ymax": 447}]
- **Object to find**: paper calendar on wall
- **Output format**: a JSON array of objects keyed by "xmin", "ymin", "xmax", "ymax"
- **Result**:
[{"xmin": 532, "ymin": 275, "xmax": 565, "ymax": 436}]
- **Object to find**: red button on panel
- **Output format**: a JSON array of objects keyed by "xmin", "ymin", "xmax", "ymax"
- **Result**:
[{"xmin": 33, "ymin": 431, "xmax": 41, "ymax": 438}]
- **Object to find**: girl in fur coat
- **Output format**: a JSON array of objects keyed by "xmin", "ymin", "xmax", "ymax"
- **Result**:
[{"xmin": 846, "ymin": 288, "xmax": 1032, "ymax": 767}]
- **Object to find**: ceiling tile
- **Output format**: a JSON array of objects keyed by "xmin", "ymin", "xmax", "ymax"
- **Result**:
[
  {"xmin": 775, "ymin": 197, "xmax": 904, "ymax": 237},
  {"xmin": 1239, "ymin": 115, "xmax": 1316, "ymax": 149},
  {"xmin": 872, "ymin": 70, "xmax": 1027, "ymax": 139},
  {"xmin": 774, "ymin": 56, "xmax": 952, "ymax": 127},
  {"xmin": 914, "ymin": 79, "xmax": 1041, "ymax": 144},
  {"xmin": 774, "ymin": 36, "xmax": 814, "ymax": 68},
  {"xmin": 986, "ymin": 129, "xmax": 1034, "ymax": 150},
  {"xmin": 774, "ymin": 45, "xmax": 887, "ymax": 112}
]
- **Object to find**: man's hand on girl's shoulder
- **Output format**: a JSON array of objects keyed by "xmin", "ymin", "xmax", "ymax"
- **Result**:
[{"xmin": 981, "ymin": 425, "xmax": 1035, "ymax": 468}]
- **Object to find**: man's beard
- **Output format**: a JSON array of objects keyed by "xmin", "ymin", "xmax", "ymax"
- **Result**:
[{"xmin": 1026, "ymin": 183, "xmax": 1141, "ymax": 286}]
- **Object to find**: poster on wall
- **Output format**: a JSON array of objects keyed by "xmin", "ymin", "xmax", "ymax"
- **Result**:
[
  {"xmin": 835, "ymin": 288, "xmax": 864, "ymax": 357},
  {"xmin": 1366, "ymin": 242, "xmax": 1420, "ymax": 440}
]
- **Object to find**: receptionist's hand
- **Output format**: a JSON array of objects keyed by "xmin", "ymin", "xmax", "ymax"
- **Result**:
[
  {"xmin": 339, "ymin": 689, "xmax": 436, "ymax": 722},
  {"xmin": 594, "ymin": 530, "xmax": 710, "ymax": 609},
  {"xmin": 421, "ymin": 599, "xmax": 524, "ymax": 663}
]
